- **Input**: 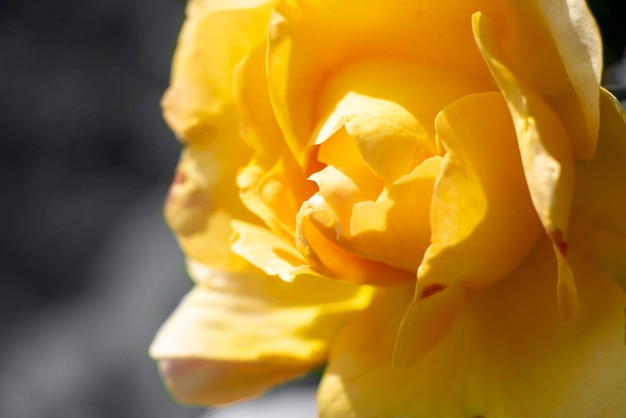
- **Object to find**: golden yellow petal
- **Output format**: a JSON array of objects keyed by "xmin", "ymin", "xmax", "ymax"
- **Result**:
[
  {"xmin": 150, "ymin": 260, "xmax": 372, "ymax": 406},
  {"xmin": 162, "ymin": 1, "xmax": 275, "ymax": 143},
  {"xmin": 267, "ymin": 0, "xmax": 500, "ymax": 164},
  {"xmin": 319, "ymin": 239, "xmax": 626, "ymax": 417},
  {"xmin": 477, "ymin": 1, "xmax": 601, "ymax": 158},
  {"xmin": 473, "ymin": 12, "xmax": 576, "ymax": 249},
  {"xmin": 569, "ymin": 89, "xmax": 626, "ymax": 294},
  {"xmin": 309, "ymin": 157, "xmax": 441, "ymax": 272},
  {"xmin": 312, "ymin": 59, "xmax": 487, "ymax": 184},
  {"xmin": 296, "ymin": 204, "xmax": 415, "ymax": 285},
  {"xmin": 234, "ymin": 41, "xmax": 285, "ymax": 161},
  {"xmin": 395, "ymin": 92, "xmax": 543, "ymax": 366}
]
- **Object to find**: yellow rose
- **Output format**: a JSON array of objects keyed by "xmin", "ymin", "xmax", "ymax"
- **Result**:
[{"xmin": 151, "ymin": 0, "xmax": 626, "ymax": 416}]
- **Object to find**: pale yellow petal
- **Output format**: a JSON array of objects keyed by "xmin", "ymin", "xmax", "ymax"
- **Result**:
[{"xmin": 150, "ymin": 261, "xmax": 371, "ymax": 406}]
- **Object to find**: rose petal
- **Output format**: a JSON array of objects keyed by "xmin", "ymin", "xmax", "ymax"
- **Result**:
[
  {"xmin": 312, "ymin": 59, "xmax": 487, "ymax": 184},
  {"xmin": 569, "ymin": 89, "xmax": 626, "ymax": 293},
  {"xmin": 150, "ymin": 260, "xmax": 371, "ymax": 406},
  {"xmin": 162, "ymin": 1, "xmax": 275, "ymax": 143},
  {"xmin": 295, "ymin": 202, "xmax": 415, "ymax": 285},
  {"xmin": 309, "ymin": 157, "xmax": 441, "ymax": 272},
  {"xmin": 394, "ymin": 92, "xmax": 543, "ymax": 366},
  {"xmin": 230, "ymin": 220, "xmax": 311, "ymax": 282},
  {"xmin": 473, "ymin": 12, "xmax": 577, "ymax": 247},
  {"xmin": 500, "ymin": 0, "xmax": 602, "ymax": 157},
  {"xmin": 166, "ymin": 147, "xmax": 253, "ymax": 271},
  {"xmin": 267, "ymin": 0, "xmax": 501, "ymax": 164},
  {"xmin": 318, "ymin": 239, "xmax": 626, "ymax": 417},
  {"xmin": 238, "ymin": 149, "xmax": 317, "ymax": 238}
]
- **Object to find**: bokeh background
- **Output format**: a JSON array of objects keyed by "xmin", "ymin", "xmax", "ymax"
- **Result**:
[
  {"xmin": 0, "ymin": 1, "xmax": 623, "ymax": 418},
  {"xmin": 0, "ymin": 1, "xmax": 203, "ymax": 417}
]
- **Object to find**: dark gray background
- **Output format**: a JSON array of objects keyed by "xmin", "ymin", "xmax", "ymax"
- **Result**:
[{"xmin": 0, "ymin": 1, "xmax": 203, "ymax": 417}]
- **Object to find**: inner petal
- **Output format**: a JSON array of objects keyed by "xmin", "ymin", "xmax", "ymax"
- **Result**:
[{"xmin": 313, "ymin": 58, "xmax": 488, "ymax": 184}]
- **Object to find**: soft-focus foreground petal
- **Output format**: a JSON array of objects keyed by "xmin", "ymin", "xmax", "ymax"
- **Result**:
[
  {"xmin": 162, "ymin": 0, "xmax": 275, "ymax": 143},
  {"xmin": 267, "ymin": 0, "xmax": 500, "ymax": 163},
  {"xmin": 395, "ymin": 92, "xmax": 543, "ymax": 366},
  {"xmin": 319, "ymin": 239, "xmax": 626, "ymax": 418},
  {"xmin": 569, "ymin": 89, "xmax": 626, "ymax": 293},
  {"xmin": 150, "ymin": 260, "xmax": 371, "ymax": 406}
]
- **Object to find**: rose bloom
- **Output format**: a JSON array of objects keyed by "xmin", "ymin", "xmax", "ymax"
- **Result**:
[{"xmin": 150, "ymin": 0, "xmax": 626, "ymax": 416}]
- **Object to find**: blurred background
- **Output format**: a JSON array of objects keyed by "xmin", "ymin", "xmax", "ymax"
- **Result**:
[
  {"xmin": 0, "ymin": 1, "xmax": 204, "ymax": 417},
  {"xmin": 0, "ymin": 1, "xmax": 623, "ymax": 418}
]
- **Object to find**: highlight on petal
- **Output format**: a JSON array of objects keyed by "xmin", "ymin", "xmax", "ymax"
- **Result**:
[
  {"xmin": 319, "ymin": 239, "xmax": 626, "ymax": 417},
  {"xmin": 309, "ymin": 156, "xmax": 441, "ymax": 273},
  {"xmin": 230, "ymin": 220, "xmax": 312, "ymax": 282},
  {"xmin": 162, "ymin": 0, "xmax": 276, "ymax": 143},
  {"xmin": 486, "ymin": 1, "xmax": 601, "ymax": 157},
  {"xmin": 267, "ymin": 0, "xmax": 500, "ymax": 163},
  {"xmin": 569, "ymin": 89, "xmax": 626, "ymax": 294},
  {"xmin": 395, "ymin": 92, "xmax": 543, "ymax": 366},
  {"xmin": 150, "ymin": 260, "xmax": 372, "ymax": 406},
  {"xmin": 530, "ymin": 0, "xmax": 603, "ymax": 157},
  {"xmin": 473, "ymin": 12, "xmax": 576, "ymax": 252}
]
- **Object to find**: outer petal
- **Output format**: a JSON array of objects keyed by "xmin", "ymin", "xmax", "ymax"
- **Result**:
[
  {"xmin": 163, "ymin": 1, "xmax": 281, "ymax": 272},
  {"xmin": 486, "ymin": 1, "xmax": 602, "ymax": 157},
  {"xmin": 165, "ymin": 146, "xmax": 254, "ymax": 271},
  {"xmin": 319, "ymin": 239, "xmax": 626, "ymax": 418},
  {"xmin": 162, "ymin": 1, "xmax": 276, "ymax": 143},
  {"xmin": 150, "ymin": 260, "xmax": 371, "ymax": 406},
  {"xmin": 473, "ymin": 12, "xmax": 576, "ymax": 243},
  {"xmin": 569, "ymin": 89, "xmax": 626, "ymax": 293},
  {"xmin": 533, "ymin": 0, "xmax": 602, "ymax": 156},
  {"xmin": 395, "ymin": 92, "xmax": 543, "ymax": 366}
]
